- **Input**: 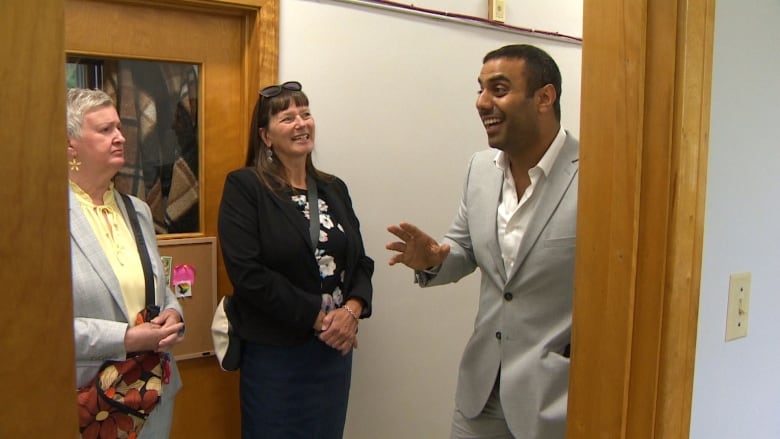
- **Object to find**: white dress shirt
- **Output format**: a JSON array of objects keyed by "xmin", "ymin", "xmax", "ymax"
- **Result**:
[{"xmin": 495, "ymin": 127, "xmax": 566, "ymax": 273}]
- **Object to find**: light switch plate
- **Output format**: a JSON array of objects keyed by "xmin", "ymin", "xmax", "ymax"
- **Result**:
[
  {"xmin": 488, "ymin": 0, "xmax": 506, "ymax": 22},
  {"xmin": 725, "ymin": 272, "xmax": 751, "ymax": 341}
]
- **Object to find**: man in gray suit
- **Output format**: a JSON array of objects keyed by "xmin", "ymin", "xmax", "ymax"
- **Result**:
[{"xmin": 387, "ymin": 44, "xmax": 577, "ymax": 439}]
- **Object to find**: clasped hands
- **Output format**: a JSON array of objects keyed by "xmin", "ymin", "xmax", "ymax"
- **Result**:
[
  {"xmin": 315, "ymin": 221, "xmax": 448, "ymax": 356},
  {"xmin": 124, "ymin": 308, "xmax": 185, "ymax": 353},
  {"xmin": 316, "ymin": 300, "xmax": 362, "ymax": 356}
]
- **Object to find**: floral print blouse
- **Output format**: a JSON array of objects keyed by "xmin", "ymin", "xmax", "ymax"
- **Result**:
[{"xmin": 291, "ymin": 189, "xmax": 347, "ymax": 312}]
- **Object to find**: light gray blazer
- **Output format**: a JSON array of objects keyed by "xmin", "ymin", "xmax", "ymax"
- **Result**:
[
  {"xmin": 70, "ymin": 188, "xmax": 183, "ymax": 438},
  {"xmin": 419, "ymin": 134, "xmax": 578, "ymax": 439}
]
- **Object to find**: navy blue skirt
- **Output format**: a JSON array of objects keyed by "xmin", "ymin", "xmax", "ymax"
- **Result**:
[{"xmin": 240, "ymin": 337, "xmax": 353, "ymax": 439}]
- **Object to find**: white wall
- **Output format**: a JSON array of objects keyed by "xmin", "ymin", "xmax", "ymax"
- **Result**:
[
  {"xmin": 278, "ymin": 0, "xmax": 581, "ymax": 437},
  {"xmin": 279, "ymin": 1, "xmax": 780, "ymax": 438},
  {"xmin": 690, "ymin": 1, "xmax": 780, "ymax": 438}
]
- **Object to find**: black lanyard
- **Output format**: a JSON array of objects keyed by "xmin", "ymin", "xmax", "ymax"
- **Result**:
[{"xmin": 306, "ymin": 175, "xmax": 319, "ymax": 249}]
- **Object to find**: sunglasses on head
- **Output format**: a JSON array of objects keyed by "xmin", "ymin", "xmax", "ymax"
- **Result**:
[{"xmin": 259, "ymin": 81, "xmax": 302, "ymax": 98}]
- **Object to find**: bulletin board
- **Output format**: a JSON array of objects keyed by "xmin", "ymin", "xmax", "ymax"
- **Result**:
[{"xmin": 158, "ymin": 236, "xmax": 218, "ymax": 361}]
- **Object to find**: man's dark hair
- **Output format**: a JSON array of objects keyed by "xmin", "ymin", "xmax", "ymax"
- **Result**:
[{"xmin": 484, "ymin": 44, "xmax": 562, "ymax": 120}]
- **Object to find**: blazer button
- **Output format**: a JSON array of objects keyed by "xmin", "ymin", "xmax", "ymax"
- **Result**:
[
  {"xmin": 495, "ymin": 331, "xmax": 502, "ymax": 340},
  {"xmin": 503, "ymin": 292, "xmax": 513, "ymax": 301}
]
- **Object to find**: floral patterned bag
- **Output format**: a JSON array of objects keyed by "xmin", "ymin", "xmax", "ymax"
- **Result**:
[
  {"xmin": 76, "ymin": 351, "xmax": 170, "ymax": 439},
  {"xmin": 76, "ymin": 193, "xmax": 173, "ymax": 438}
]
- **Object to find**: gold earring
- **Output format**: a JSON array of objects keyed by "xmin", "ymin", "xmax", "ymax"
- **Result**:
[{"xmin": 69, "ymin": 158, "xmax": 81, "ymax": 171}]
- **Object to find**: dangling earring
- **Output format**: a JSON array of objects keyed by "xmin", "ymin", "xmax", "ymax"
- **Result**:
[
  {"xmin": 69, "ymin": 157, "xmax": 81, "ymax": 171},
  {"xmin": 266, "ymin": 147, "xmax": 273, "ymax": 162}
]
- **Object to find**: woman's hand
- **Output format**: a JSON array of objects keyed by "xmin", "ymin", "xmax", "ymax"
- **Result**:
[
  {"xmin": 318, "ymin": 300, "xmax": 362, "ymax": 355},
  {"xmin": 151, "ymin": 309, "xmax": 186, "ymax": 351},
  {"xmin": 313, "ymin": 310, "xmax": 327, "ymax": 332},
  {"xmin": 151, "ymin": 308, "xmax": 183, "ymax": 328},
  {"xmin": 124, "ymin": 310, "xmax": 185, "ymax": 353}
]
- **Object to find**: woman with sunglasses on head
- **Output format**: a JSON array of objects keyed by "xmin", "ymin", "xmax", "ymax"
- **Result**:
[{"xmin": 218, "ymin": 81, "xmax": 374, "ymax": 438}]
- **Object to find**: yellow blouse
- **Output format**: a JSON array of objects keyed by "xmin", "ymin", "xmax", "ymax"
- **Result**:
[{"xmin": 70, "ymin": 181, "xmax": 145, "ymax": 324}]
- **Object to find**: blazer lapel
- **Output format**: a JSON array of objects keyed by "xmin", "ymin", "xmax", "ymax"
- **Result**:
[
  {"xmin": 483, "ymin": 169, "xmax": 508, "ymax": 282},
  {"xmin": 506, "ymin": 135, "xmax": 579, "ymax": 281},
  {"xmin": 269, "ymin": 187, "xmax": 316, "ymax": 252},
  {"xmin": 468, "ymin": 155, "xmax": 507, "ymax": 283},
  {"xmin": 69, "ymin": 189, "xmax": 131, "ymax": 321}
]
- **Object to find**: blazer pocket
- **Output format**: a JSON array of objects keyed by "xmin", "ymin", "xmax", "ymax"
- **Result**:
[{"xmin": 543, "ymin": 236, "xmax": 576, "ymax": 249}]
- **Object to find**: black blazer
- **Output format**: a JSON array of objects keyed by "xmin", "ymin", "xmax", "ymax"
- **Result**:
[{"xmin": 218, "ymin": 167, "xmax": 374, "ymax": 346}]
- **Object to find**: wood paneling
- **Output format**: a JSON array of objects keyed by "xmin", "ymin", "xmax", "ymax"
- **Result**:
[
  {"xmin": 0, "ymin": 0, "xmax": 77, "ymax": 437},
  {"xmin": 568, "ymin": 0, "xmax": 714, "ymax": 437}
]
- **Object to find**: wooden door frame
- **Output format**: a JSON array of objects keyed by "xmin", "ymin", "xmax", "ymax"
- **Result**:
[
  {"xmin": 568, "ymin": 0, "xmax": 715, "ymax": 437},
  {"xmin": 0, "ymin": 1, "xmax": 75, "ymax": 436},
  {"xmin": 3, "ymin": 0, "xmax": 714, "ymax": 435}
]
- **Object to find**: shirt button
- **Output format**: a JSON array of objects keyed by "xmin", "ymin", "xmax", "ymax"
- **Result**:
[
  {"xmin": 504, "ymin": 292, "xmax": 513, "ymax": 301},
  {"xmin": 495, "ymin": 331, "xmax": 502, "ymax": 340}
]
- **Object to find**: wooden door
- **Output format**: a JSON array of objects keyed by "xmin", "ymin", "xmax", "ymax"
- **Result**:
[{"xmin": 65, "ymin": 0, "xmax": 277, "ymax": 436}]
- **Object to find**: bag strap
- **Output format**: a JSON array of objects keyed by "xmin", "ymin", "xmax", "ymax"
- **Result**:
[
  {"xmin": 119, "ymin": 193, "xmax": 156, "ymax": 309},
  {"xmin": 94, "ymin": 354, "xmax": 157, "ymax": 420},
  {"xmin": 306, "ymin": 175, "xmax": 319, "ymax": 249}
]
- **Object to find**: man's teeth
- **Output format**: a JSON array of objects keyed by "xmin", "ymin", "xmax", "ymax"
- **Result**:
[{"xmin": 483, "ymin": 118, "xmax": 501, "ymax": 127}]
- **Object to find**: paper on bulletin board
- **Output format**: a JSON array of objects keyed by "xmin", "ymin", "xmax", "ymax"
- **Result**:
[{"xmin": 173, "ymin": 264, "xmax": 196, "ymax": 298}]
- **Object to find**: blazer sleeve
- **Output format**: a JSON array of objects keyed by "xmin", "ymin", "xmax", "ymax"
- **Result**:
[
  {"xmin": 73, "ymin": 317, "xmax": 128, "ymax": 362},
  {"xmin": 218, "ymin": 170, "xmax": 322, "ymax": 331}
]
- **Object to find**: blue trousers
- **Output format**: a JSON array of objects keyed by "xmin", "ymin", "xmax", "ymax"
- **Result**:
[{"xmin": 240, "ymin": 337, "xmax": 353, "ymax": 439}]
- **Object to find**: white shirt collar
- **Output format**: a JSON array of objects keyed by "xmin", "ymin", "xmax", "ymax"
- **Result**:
[{"xmin": 493, "ymin": 126, "xmax": 567, "ymax": 176}]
